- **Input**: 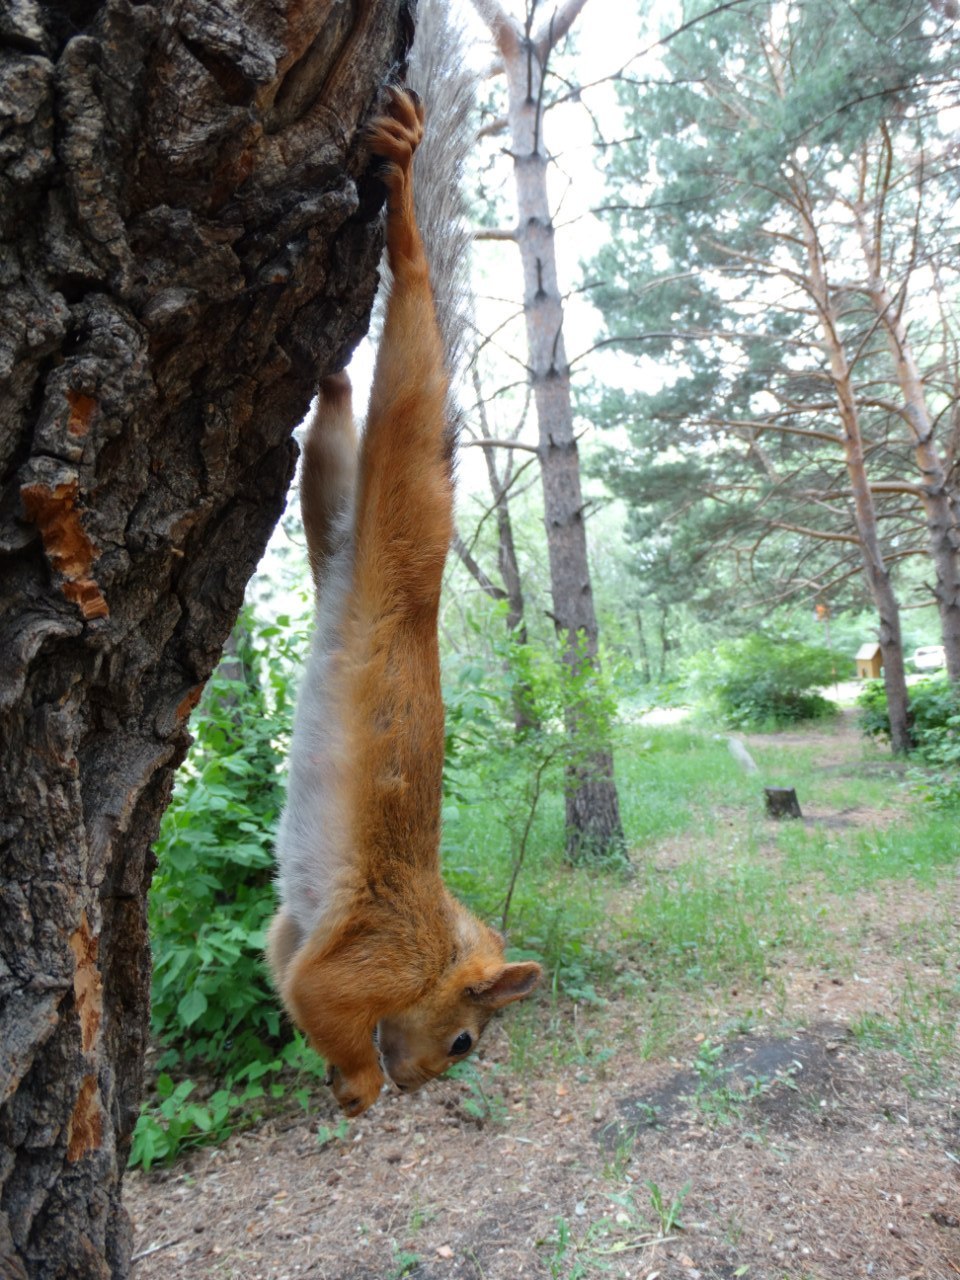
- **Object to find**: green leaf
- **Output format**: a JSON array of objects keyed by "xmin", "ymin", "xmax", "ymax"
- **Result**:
[{"xmin": 177, "ymin": 988, "xmax": 208, "ymax": 1027}]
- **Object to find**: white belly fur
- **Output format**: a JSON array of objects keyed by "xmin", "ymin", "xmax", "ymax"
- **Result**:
[{"xmin": 274, "ymin": 532, "xmax": 355, "ymax": 941}]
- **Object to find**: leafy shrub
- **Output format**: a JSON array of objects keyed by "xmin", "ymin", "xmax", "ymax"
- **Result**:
[
  {"xmin": 858, "ymin": 675, "xmax": 960, "ymax": 805},
  {"xmin": 856, "ymin": 678, "xmax": 891, "ymax": 740},
  {"xmin": 687, "ymin": 633, "xmax": 846, "ymax": 728},
  {"xmin": 149, "ymin": 607, "xmax": 306, "ymax": 1073},
  {"xmin": 132, "ymin": 606, "xmax": 321, "ymax": 1165}
]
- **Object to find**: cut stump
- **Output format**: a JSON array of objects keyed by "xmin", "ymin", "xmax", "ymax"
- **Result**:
[{"xmin": 764, "ymin": 787, "xmax": 802, "ymax": 820}]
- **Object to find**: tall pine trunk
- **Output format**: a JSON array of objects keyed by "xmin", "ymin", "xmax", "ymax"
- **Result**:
[
  {"xmin": 0, "ymin": 2, "xmax": 410, "ymax": 1275},
  {"xmin": 474, "ymin": 0, "xmax": 624, "ymax": 858},
  {"xmin": 797, "ymin": 182, "xmax": 912, "ymax": 751},
  {"xmin": 854, "ymin": 208, "xmax": 960, "ymax": 683}
]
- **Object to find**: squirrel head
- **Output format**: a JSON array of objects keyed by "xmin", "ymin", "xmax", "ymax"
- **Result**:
[{"xmin": 376, "ymin": 914, "xmax": 541, "ymax": 1094}]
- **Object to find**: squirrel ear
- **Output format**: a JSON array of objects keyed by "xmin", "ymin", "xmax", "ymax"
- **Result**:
[{"xmin": 469, "ymin": 962, "xmax": 542, "ymax": 1009}]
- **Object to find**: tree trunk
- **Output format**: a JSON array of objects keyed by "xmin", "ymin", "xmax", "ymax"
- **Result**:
[
  {"xmin": 473, "ymin": 0, "xmax": 624, "ymax": 858},
  {"xmin": 635, "ymin": 610, "xmax": 652, "ymax": 684},
  {"xmin": 797, "ymin": 182, "xmax": 912, "ymax": 752},
  {"xmin": 0, "ymin": 1, "xmax": 411, "ymax": 1275},
  {"xmin": 658, "ymin": 606, "xmax": 672, "ymax": 682},
  {"xmin": 480, "ymin": 442, "xmax": 539, "ymax": 733},
  {"xmin": 854, "ymin": 210, "xmax": 960, "ymax": 682}
]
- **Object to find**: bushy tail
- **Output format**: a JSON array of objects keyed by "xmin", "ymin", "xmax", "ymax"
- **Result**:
[{"xmin": 406, "ymin": 0, "xmax": 474, "ymax": 438}]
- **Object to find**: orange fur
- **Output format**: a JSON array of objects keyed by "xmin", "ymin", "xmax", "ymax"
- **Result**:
[{"xmin": 269, "ymin": 90, "xmax": 541, "ymax": 1117}]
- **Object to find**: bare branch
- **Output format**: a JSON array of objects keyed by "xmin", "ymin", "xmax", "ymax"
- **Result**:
[
  {"xmin": 695, "ymin": 416, "xmax": 844, "ymax": 446},
  {"xmin": 533, "ymin": 0, "xmax": 591, "ymax": 61},
  {"xmin": 451, "ymin": 530, "xmax": 507, "ymax": 602},
  {"xmin": 461, "ymin": 437, "xmax": 540, "ymax": 454},
  {"xmin": 764, "ymin": 520, "xmax": 861, "ymax": 545},
  {"xmin": 474, "ymin": 226, "xmax": 519, "ymax": 242}
]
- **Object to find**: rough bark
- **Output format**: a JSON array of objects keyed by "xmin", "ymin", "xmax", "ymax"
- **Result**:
[
  {"xmin": 797, "ymin": 182, "xmax": 912, "ymax": 752},
  {"xmin": 0, "ymin": 1, "xmax": 411, "ymax": 1276},
  {"xmin": 853, "ymin": 209, "xmax": 960, "ymax": 683},
  {"xmin": 472, "ymin": 0, "xmax": 624, "ymax": 858}
]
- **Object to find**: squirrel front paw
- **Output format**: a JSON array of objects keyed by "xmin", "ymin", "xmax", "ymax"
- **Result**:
[{"xmin": 328, "ymin": 1062, "xmax": 385, "ymax": 1117}]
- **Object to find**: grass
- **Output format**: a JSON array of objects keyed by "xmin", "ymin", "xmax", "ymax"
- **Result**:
[
  {"xmin": 446, "ymin": 720, "xmax": 959, "ymax": 990},
  {"xmin": 777, "ymin": 810, "xmax": 960, "ymax": 891},
  {"xmin": 441, "ymin": 718, "xmax": 960, "ymax": 1089},
  {"xmin": 615, "ymin": 726, "xmax": 757, "ymax": 843},
  {"xmin": 622, "ymin": 854, "xmax": 812, "ymax": 990},
  {"xmin": 850, "ymin": 975, "xmax": 960, "ymax": 1082}
]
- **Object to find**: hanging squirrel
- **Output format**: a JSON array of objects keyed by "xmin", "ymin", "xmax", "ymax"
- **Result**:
[{"xmin": 267, "ymin": 86, "xmax": 541, "ymax": 1117}]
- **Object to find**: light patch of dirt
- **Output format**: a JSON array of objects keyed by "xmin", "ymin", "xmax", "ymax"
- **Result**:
[
  {"xmin": 743, "ymin": 711, "xmax": 864, "ymax": 769},
  {"xmin": 126, "ymin": 1017, "xmax": 960, "ymax": 1280},
  {"xmin": 773, "ymin": 874, "xmax": 960, "ymax": 1027},
  {"xmin": 125, "ymin": 717, "xmax": 960, "ymax": 1280}
]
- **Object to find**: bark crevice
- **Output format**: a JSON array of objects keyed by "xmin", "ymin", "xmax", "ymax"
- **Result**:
[{"xmin": 1, "ymin": 1, "xmax": 412, "ymax": 1274}]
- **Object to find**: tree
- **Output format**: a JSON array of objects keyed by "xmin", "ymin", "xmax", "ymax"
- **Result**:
[
  {"xmin": 0, "ymin": 1, "xmax": 411, "ymax": 1274},
  {"xmin": 591, "ymin": 0, "xmax": 959, "ymax": 750},
  {"xmin": 471, "ymin": 0, "xmax": 625, "ymax": 857},
  {"xmin": 847, "ymin": 138, "xmax": 960, "ymax": 683},
  {"xmin": 455, "ymin": 369, "xmax": 541, "ymax": 732}
]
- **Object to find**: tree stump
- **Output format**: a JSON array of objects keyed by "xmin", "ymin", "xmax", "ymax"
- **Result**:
[{"xmin": 764, "ymin": 787, "xmax": 803, "ymax": 819}]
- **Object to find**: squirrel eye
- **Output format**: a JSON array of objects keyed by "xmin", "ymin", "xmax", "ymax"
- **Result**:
[{"xmin": 449, "ymin": 1031, "xmax": 473, "ymax": 1057}]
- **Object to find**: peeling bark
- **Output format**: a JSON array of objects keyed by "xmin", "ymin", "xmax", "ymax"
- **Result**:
[{"xmin": 0, "ymin": 1, "xmax": 412, "ymax": 1275}]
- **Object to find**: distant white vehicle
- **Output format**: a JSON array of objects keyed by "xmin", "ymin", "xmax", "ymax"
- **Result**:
[{"xmin": 912, "ymin": 645, "xmax": 946, "ymax": 671}]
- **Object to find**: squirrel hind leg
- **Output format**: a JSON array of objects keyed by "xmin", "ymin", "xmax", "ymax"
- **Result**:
[
  {"xmin": 300, "ymin": 372, "xmax": 357, "ymax": 592},
  {"xmin": 266, "ymin": 907, "xmax": 304, "ymax": 992},
  {"xmin": 364, "ymin": 89, "xmax": 426, "ymax": 270}
]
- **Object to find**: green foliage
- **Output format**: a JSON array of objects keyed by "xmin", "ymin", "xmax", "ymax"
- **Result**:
[
  {"xmin": 586, "ymin": 0, "xmax": 956, "ymax": 625},
  {"xmin": 132, "ymin": 606, "xmax": 319, "ymax": 1166},
  {"xmin": 857, "ymin": 675, "xmax": 960, "ymax": 805},
  {"xmin": 150, "ymin": 607, "xmax": 307, "ymax": 1073},
  {"xmin": 389, "ymin": 1247, "xmax": 422, "ymax": 1279},
  {"xmin": 856, "ymin": 678, "xmax": 895, "ymax": 741},
  {"xmin": 445, "ymin": 1059, "xmax": 508, "ymax": 1126},
  {"xmin": 645, "ymin": 1179, "xmax": 688, "ymax": 1235},
  {"xmin": 444, "ymin": 620, "xmax": 625, "ymax": 884},
  {"xmin": 129, "ymin": 1073, "xmax": 269, "ymax": 1172},
  {"xmin": 686, "ymin": 633, "xmax": 846, "ymax": 727}
]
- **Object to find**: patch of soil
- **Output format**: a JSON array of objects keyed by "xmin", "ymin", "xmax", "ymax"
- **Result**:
[
  {"xmin": 598, "ymin": 1027, "xmax": 858, "ymax": 1145},
  {"xmin": 126, "ymin": 1013, "xmax": 960, "ymax": 1280}
]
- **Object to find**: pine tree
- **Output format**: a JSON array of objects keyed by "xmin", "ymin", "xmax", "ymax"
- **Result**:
[{"xmin": 590, "ymin": 0, "xmax": 960, "ymax": 748}]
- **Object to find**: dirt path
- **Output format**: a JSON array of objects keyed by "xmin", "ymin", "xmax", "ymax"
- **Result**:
[{"xmin": 125, "ymin": 719, "xmax": 960, "ymax": 1280}]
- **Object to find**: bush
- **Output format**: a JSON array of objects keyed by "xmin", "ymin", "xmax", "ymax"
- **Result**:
[
  {"xmin": 858, "ymin": 675, "xmax": 960, "ymax": 805},
  {"xmin": 858, "ymin": 674, "xmax": 960, "ymax": 745},
  {"xmin": 131, "ymin": 606, "xmax": 325, "ymax": 1166},
  {"xmin": 856, "ymin": 678, "xmax": 891, "ymax": 740},
  {"xmin": 148, "ymin": 608, "xmax": 305, "ymax": 1073},
  {"xmin": 687, "ymin": 633, "xmax": 847, "ymax": 728}
]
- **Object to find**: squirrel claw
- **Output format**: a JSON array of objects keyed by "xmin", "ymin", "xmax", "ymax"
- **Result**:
[{"xmin": 365, "ymin": 86, "xmax": 424, "ymax": 173}]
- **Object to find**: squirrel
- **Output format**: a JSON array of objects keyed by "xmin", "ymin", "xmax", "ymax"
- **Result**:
[{"xmin": 267, "ymin": 88, "xmax": 542, "ymax": 1118}]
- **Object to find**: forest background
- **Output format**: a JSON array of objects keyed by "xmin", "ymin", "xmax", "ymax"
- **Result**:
[{"xmin": 135, "ymin": 0, "xmax": 960, "ymax": 1172}]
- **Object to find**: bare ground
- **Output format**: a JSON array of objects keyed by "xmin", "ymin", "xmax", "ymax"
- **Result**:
[{"xmin": 126, "ymin": 719, "xmax": 960, "ymax": 1280}]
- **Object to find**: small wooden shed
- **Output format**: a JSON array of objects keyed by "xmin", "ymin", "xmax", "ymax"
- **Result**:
[{"xmin": 855, "ymin": 642, "xmax": 883, "ymax": 679}]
